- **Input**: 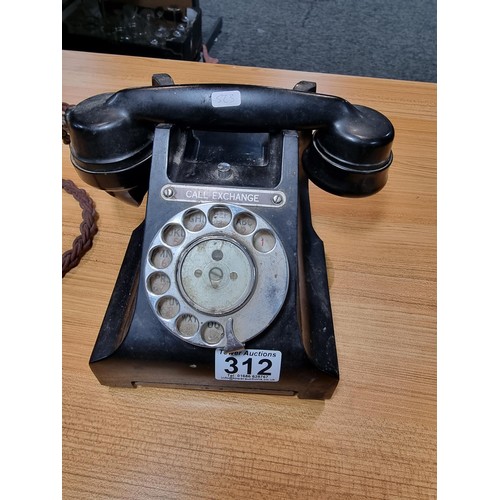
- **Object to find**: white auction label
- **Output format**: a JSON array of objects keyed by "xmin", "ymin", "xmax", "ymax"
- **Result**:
[
  {"xmin": 211, "ymin": 90, "xmax": 241, "ymax": 108},
  {"xmin": 215, "ymin": 349, "xmax": 282, "ymax": 382}
]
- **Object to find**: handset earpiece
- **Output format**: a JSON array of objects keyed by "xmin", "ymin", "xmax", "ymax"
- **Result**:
[
  {"xmin": 302, "ymin": 105, "xmax": 394, "ymax": 197},
  {"xmin": 65, "ymin": 75, "xmax": 174, "ymax": 206},
  {"xmin": 66, "ymin": 92, "xmax": 154, "ymax": 205}
]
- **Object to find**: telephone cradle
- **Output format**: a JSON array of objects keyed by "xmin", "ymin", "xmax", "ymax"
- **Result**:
[{"xmin": 66, "ymin": 75, "xmax": 394, "ymax": 400}]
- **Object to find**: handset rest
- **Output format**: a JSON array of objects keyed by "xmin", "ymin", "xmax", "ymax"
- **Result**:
[{"xmin": 66, "ymin": 83, "xmax": 394, "ymax": 203}]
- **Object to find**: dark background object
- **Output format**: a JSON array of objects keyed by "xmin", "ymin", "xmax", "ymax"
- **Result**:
[
  {"xmin": 200, "ymin": 0, "xmax": 437, "ymax": 82},
  {"xmin": 62, "ymin": 0, "xmax": 436, "ymax": 82},
  {"xmin": 62, "ymin": 0, "xmax": 208, "ymax": 61}
]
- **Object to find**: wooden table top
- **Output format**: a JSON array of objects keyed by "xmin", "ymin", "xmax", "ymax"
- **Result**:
[{"xmin": 62, "ymin": 50, "xmax": 436, "ymax": 499}]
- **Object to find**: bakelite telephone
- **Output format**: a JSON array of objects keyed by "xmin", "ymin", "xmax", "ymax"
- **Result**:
[{"xmin": 65, "ymin": 75, "xmax": 394, "ymax": 399}]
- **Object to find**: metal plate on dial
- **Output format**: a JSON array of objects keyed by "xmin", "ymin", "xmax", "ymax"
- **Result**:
[{"xmin": 178, "ymin": 236, "xmax": 256, "ymax": 315}]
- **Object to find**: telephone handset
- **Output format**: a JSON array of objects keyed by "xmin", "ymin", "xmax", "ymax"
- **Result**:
[{"xmin": 66, "ymin": 75, "xmax": 394, "ymax": 399}]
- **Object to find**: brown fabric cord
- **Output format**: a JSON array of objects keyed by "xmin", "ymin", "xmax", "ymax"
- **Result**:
[
  {"xmin": 62, "ymin": 179, "xmax": 98, "ymax": 277},
  {"xmin": 62, "ymin": 101, "xmax": 99, "ymax": 277}
]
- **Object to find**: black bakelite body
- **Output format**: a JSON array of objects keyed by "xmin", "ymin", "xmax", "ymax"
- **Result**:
[{"xmin": 66, "ymin": 78, "xmax": 395, "ymax": 399}]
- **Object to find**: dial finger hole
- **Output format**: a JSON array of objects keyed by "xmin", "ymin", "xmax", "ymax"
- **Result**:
[
  {"xmin": 150, "ymin": 246, "xmax": 172, "ymax": 269},
  {"xmin": 183, "ymin": 209, "xmax": 207, "ymax": 232},
  {"xmin": 176, "ymin": 314, "xmax": 199, "ymax": 337},
  {"xmin": 162, "ymin": 223, "xmax": 185, "ymax": 246},
  {"xmin": 208, "ymin": 205, "xmax": 232, "ymax": 228},
  {"xmin": 233, "ymin": 212, "xmax": 257, "ymax": 235},
  {"xmin": 201, "ymin": 322, "xmax": 224, "ymax": 345},
  {"xmin": 157, "ymin": 296, "xmax": 180, "ymax": 319},
  {"xmin": 147, "ymin": 272, "xmax": 170, "ymax": 295},
  {"xmin": 253, "ymin": 229, "xmax": 276, "ymax": 253}
]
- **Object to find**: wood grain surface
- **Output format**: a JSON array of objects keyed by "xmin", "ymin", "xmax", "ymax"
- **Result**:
[{"xmin": 62, "ymin": 50, "xmax": 436, "ymax": 499}]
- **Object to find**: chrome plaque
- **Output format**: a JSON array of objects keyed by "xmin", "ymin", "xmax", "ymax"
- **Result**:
[{"xmin": 161, "ymin": 184, "xmax": 286, "ymax": 208}]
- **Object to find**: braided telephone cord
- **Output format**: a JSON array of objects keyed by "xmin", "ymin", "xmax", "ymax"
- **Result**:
[{"xmin": 62, "ymin": 102, "xmax": 98, "ymax": 278}]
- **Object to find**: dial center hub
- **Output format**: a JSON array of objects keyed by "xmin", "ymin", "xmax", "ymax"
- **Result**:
[{"xmin": 178, "ymin": 236, "xmax": 255, "ymax": 315}]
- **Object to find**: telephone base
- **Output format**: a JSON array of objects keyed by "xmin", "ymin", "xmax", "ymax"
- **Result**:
[{"xmin": 90, "ymin": 220, "xmax": 340, "ymax": 400}]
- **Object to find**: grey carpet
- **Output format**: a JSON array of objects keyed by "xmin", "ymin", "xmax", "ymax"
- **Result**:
[{"xmin": 200, "ymin": 0, "xmax": 436, "ymax": 82}]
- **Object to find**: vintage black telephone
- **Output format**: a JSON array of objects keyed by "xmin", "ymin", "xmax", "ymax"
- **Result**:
[{"xmin": 66, "ymin": 75, "xmax": 394, "ymax": 399}]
